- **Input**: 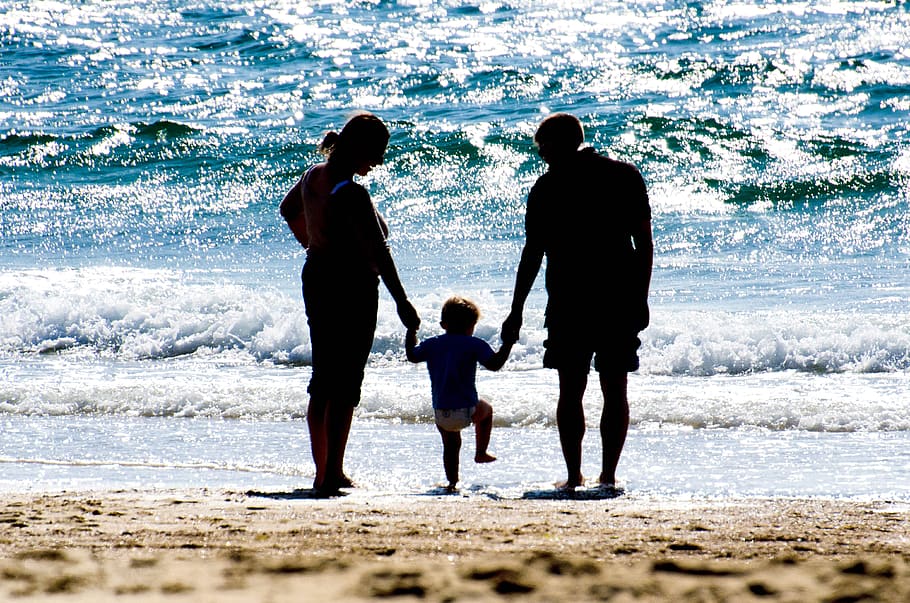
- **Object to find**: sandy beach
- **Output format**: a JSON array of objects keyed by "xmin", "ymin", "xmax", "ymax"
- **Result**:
[{"xmin": 0, "ymin": 488, "xmax": 907, "ymax": 602}]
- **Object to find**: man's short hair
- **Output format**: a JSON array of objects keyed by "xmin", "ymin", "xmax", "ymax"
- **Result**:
[{"xmin": 534, "ymin": 113, "xmax": 584, "ymax": 152}]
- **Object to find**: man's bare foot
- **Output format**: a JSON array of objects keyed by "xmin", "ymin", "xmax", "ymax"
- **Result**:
[
  {"xmin": 598, "ymin": 473, "xmax": 615, "ymax": 487},
  {"xmin": 444, "ymin": 483, "xmax": 458, "ymax": 493},
  {"xmin": 475, "ymin": 452, "xmax": 496, "ymax": 463},
  {"xmin": 596, "ymin": 474, "xmax": 625, "ymax": 495},
  {"xmin": 555, "ymin": 474, "xmax": 584, "ymax": 490},
  {"xmin": 596, "ymin": 482, "xmax": 625, "ymax": 497}
]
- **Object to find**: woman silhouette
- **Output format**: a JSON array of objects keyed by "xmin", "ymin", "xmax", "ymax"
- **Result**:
[{"xmin": 281, "ymin": 113, "xmax": 420, "ymax": 494}]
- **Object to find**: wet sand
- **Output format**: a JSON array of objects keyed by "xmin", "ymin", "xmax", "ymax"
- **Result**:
[{"xmin": 0, "ymin": 488, "xmax": 908, "ymax": 601}]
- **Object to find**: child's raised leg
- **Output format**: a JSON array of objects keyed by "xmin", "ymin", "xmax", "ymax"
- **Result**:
[
  {"xmin": 437, "ymin": 425, "xmax": 462, "ymax": 491},
  {"xmin": 473, "ymin": 399, "xmax": 496, "ymax": 463}
]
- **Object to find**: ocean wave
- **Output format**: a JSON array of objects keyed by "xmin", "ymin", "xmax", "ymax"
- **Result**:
[
  {"xmin": 2, "ymin": 268, "xmax": 909, "ymax": 377},
  {"xmin": 642, "ymin": 313, "xmax": 910, "ymax": 375},
  {"xmin": 0, "ymin": 120, "xmax": 215, "ymax": 179},
  {"xmin": 2, "ymin": 359, "xmax": 908, "ymax": 433},
  {"xmin": 86, "ymin": 120, "xmax": 203, "ymax": 142},
  {"xmin": 0, "ymin": 133, "xmax": 57, "ymax": 154}
]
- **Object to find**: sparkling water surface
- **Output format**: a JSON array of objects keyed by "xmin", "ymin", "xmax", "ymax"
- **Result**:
[{"xmin": 2, "ymin": 0, "xmax": 909, "ymax": 498}]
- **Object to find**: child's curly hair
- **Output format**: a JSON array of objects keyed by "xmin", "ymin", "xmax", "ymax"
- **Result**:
[{"xmin": 440, "ymin": 296, "xmax": 480, "ymax": 333}]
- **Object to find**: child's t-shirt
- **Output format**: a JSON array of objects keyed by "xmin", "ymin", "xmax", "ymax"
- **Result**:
[{"xmin": 409, "ymin": 333, "xmax": 494, "ymax": 410}]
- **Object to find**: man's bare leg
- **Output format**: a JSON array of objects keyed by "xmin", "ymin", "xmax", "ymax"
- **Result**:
[
  {"xmin": 599, "ymin": 371, "xmax": 629, "ymax": 487},
  {"xmin": 555, "ymin": 369, "xmax": 588, "ymax": 489}
]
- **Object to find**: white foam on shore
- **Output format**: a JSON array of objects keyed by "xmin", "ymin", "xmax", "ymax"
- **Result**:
[
  {"xmin": 3, "ymin": 267, "xmax": 910, "ymax": 375},
  {"xmin": 1, "ymin": 417, "xmax": 908, "ymax": 500},
  {"xmin": 2, "ymin": 354, "xmax": 910, "ymax": 433}
]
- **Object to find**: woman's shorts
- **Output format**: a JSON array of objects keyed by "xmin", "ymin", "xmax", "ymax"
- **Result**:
[
  {"xmin": 302, "ymin": 259, "xmax": 379, "ymax": 406},
  {"xmin": 434, "ymin": 406, "xmax": 475, "ymax": 432}
]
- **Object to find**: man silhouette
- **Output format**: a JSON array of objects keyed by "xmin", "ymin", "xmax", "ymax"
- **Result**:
[{"xmin": 502, "ymin": 113, "xmax": 653, "ymax": 491}]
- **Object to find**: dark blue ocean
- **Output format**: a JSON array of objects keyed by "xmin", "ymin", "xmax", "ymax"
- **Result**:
[{"xmin": 1, "ymin": 1, "xmax": 909, "ymax": 498}]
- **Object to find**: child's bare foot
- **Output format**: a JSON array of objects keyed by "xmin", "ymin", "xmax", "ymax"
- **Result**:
[{"xmin": 475, "ymin": 452, "xmax": 496, "ymax": 463}]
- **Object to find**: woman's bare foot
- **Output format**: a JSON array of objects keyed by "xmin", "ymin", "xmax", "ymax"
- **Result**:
[
  {"xmin": 475, "ymin": 452, "xmax": 496, "ymax": 463},
  {"xmin": 336, "ymin": 474, "xmax": 356, "ymax": 488},
  {"xmin": 316, "ymin": 473, "xmax": 355, "ymax": 494},
  {"xmin": 313, "ymin": 481, "xmax": 342, "ymax": 497}
]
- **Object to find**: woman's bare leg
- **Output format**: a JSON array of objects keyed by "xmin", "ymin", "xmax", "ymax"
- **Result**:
[
  {"xmin": 323, "ymin": 403, "xmax": 355, "ymax": 491},
  {"xmin": 307, "ymin": 397, "xmax": 329, "ymax": 490}
]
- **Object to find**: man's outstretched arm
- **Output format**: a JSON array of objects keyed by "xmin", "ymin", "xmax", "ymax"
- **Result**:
[
  {"xmin": 631, "ymin": 218, "xmax": 654, "ymax": 331},
  {"xmin": 502, "ymin": 242, "xmax": 544, "ymax": 343}
]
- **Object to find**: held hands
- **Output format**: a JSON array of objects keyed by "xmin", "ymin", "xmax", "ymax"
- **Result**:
[
  {"xmin": 396, "ymin": 300, "xmax": 421, "ymax": 330},
  {"xmin": 501, "ymin": 311, "xmax": 521, "ymax": 345}
]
